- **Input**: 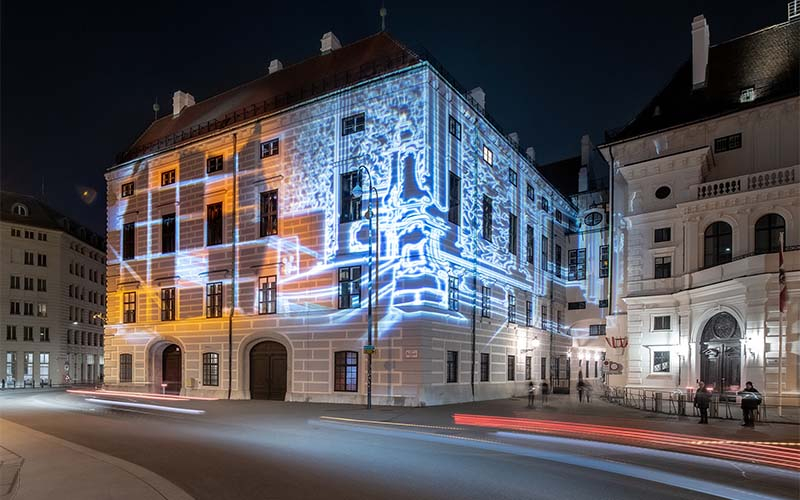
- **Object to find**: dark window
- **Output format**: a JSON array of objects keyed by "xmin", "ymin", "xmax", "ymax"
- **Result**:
[
  {"xmin": 161, "ymin": 288, "xmax": 176, "ymax": 321},
  {"xmin": 654, "ymin": 256, "xmax": 672, "ymax": 278},
  {"xmin": 122, "ymin": 292, "xmax": 136, "ymax": 323},
  {"xmin": 119, "ymin": 354, "xmax": 132, "ymax": 382},
  {"xmin": 704, "ymin": 221, "xmax": 732, "ymax": 267},
  {"xmin": 446, "ymin": 351, "xmax": 458, "ymax": 383},
  {"xmin": 6, "ymin": 325, "xmax": 16, "ymax": 340},
  {"xmin": 448, "ymin": 172, "xmax": 461, "ymax": 225},
  {"xmin": 508, "ymin": 213, "xmax": 518, "ymax": 255},
  {"xmin": 526, "ymin": 300, "xmax": 533, "ymax": 327},
  {"xmin": 653, "ymin": 315, "xmax": 671, "ymax": 330},
  {"xmin": 342, "ymin": 113, "xmax": 365, "ymax": 136},
  {"xmin": 481, "ymin": 286, "xmax": 491, "ymax": 318},
  {"xmin": 162, "ymin": 214, "xmax": 176, "ymax": 254},
  {"xmin": 525, "ymin": 356, "xmax": 532, "ymax": 380},
  {"xmin": 23, "ymin": 327, "xmax": 33, "ymax": 341},
  {"xmin": 121, "ymin": 182, "xmax": 134, "ymax": 198},
  {"xmin": 655, "ymin": 186, "xmax": 671, "ymax": 199},
  {"xmin": 37, "ymin": 278, "xmax": 46, "ymax": 292},
  {"xmin": 448, "ymin": 276, "xmax": 459, "ymax": 311},
  {"xmin": 38, "ymin": 328, "xmax": 49, "ymax": 342},
  {"xmin": 206, "ymin": 203, "xmax": 223, "ymax": 246},
  {"xmin": 755, "ymin": 214, "xmax": 785, "ymax": 255},
  {"xmin": 258, "ymin": 275, "xmax": 277, "ymax": 315},
  {"xmin": 541, "ymin": 305, "xmax": 548, "ymax": 330},
  {"xmin": 654, "ymin": 227, "xmax": 671, "ymax": 243},
  {"xmin": 599, "ymin": 299, "xmax": 609, "ymax": 308},
  {"xmin": 24, "ymin": 251, "xmax": 34, "ymax": 265},
  {"xmin": 334, "ymin": 351, "xmax": 358, "ymax": 391},
  {"xmin": 482, "ymin": 195, "xmax": 492, "ymax": 241},
  {"xmin": 338, "ymin": 266, "xmax": 361, "ymax": 309},
  {"xmin": 206, "ymin": 282, "xmax": 223, "ymax": 318},
  {"xmin": 526, "ymin": 225, "xmax": 534, "ymax": 264},
  {"xmin": 260, "ymin": 138, "xmax": 279, "ymax": 158},
  {"xmin": 568, "ymin": 301, "xmax": 586, "ymax": 310},
  {"xmin": 260, "ymin": 190, "xmax": 279, "ymax": 236},
  {"xmin": 713, "ymin": 133, "xmax": 742, "ymax": 153},
  {"xmin": 541, "ymin": 198, "xmax": 549, "ymax": 212},
  {"xmin": 448, "ymin": 115, "xmax": 461, "ymax": 140},
  {"xmin": 37, "ymin": 254, "xmax": 47, "ymax": 267},
  {"xmin": 554, "ymin": 244, "xmax": 562, "ymax": 278},
  {"xmin": 122, "ymin": 223, "xmax": 135, "ymax": 260},
  {"xmin": 541, "ymin": 357, "xmax": 547, "ymax": 380},
  {"xmin": 584, "ymin": 212, "xmax": 602, "ymax": 226},
  {"xmin": 599, "ymin": 245, "xmax": 609, "ymax": 278},
  {"xmin": 541, "ymin": 236, "xmax": 548, "ymax": 271},
  {"xmin": 568, "ymin": 249, "xmax": 586, "ymax": 280},
  {"xmin": 526, "ymin": 183, "xmax": 535, "ymax": 202},
  {"xmin": 340, "ymin": 171, "xmax": 362, "ymax": 224},
  {"xmin": 11, "ymin": 301, "xmax": 21, "ymax": 315},
  {"xmin": 206, "ymin": 155, "xmax": 223, "ymax": 173},
  {"xmin": 202, "ymin": 353, "xmax": 219, "ymax": 386},
  {"xmin": 508, "ymin": 293, "xmax": 516, "ymax": 324},
  {"xmin": 480, "ymin": 353, "xmax": 490, "ymax": 382},
  {"xmin": 161, "ymin": 170, "xmax": 176, "ymax": 186},
  {"xmin": 508, "ymin": 168, "xmax": 518, "ymax": 187},
  {"xmin": 507, "ymin": 355, "xmax": 515, "ymax": 381},
  {"xmin": 653, "ymin": 351, "xmax": 670, "ymax": 373},
  {"xmin": 555, "ymin": 210, "xmax": 563, "ymax": 224},
  {"xmin": 589, "ymin": 324, "xmax": 606, "ymax": 336}
]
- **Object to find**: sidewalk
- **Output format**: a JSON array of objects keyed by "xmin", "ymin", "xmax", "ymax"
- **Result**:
[{"xmin": 0, "ymin": 419, "xmax": 193, "ymax": 500}]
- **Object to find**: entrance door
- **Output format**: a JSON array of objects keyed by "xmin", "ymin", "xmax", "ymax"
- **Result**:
[
  {"xmin": 250, "ymin": 341, "xmax": 287, "ymax": 400},
  {"xmin": 699, "ymin": 312, "xmax": 742, "ymax": 392},
  {"xmin": 162, "ymin": 344, "xmax": 182, "ymax": 394},
  {"xmin": 550, "ymin": 355, "xmax": 571, "ymax": 394}
]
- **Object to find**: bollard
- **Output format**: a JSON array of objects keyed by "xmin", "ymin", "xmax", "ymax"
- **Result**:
[{"xmin": 654, "ymin": 392, "xmax": 662, "ymax": 413}]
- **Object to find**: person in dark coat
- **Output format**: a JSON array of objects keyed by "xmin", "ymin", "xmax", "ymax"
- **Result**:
[
  {"xmin": 740, "ymin": 381, "xmax": 761, "ymax": 427},
  {"xmin": 527, "ymin": 381, "xmax": 535, "ymax": 408},
  {"xmin": 694, "ymin": 381, "xmax": 711, "ymax": 424},
  {"xmin": 577, "ymin": 373, "xmax": 586, "ymax": 403},
  {"xmin": 540, "ymin": 381, "xmax": 549, "ymax": 405}
]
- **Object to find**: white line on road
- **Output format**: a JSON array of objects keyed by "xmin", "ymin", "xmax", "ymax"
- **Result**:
[{"xmin": 85, "ymin": 398, "xmax": 206, "ymax": 415}]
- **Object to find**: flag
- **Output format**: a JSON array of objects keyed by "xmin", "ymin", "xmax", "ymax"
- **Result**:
[{"xmin": 779, "ymin": 232, "xmax": 786, "ymax": 313}]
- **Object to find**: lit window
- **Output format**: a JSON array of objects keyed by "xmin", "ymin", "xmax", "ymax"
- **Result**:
[
  {"xmin": 599, "ymin": 245, "xmax": 609, "ymax": 278},
  {"xmin": 448, "ymin": 276, "xmax": 459, "ymax": 312},
  {"xmin": 258, "ymin": 275, "xmax": 277, "ymax": 315},
  {"xmin": 482, "ymin": 145, "xmax": 493, "ymax": 166},
  {"xmin": 342, "ymin": 113, "xmax": 365, "ymax": 136},
  {"xmin": 739, "ymin": 87, "xmax": 755, "ymax": 103},
  {"xmin": 121, "ymin": 182, "xmax": 134, "ymax": 198},
  {"xmin": 161, "ymin": 288, "xmax": 176, "ymax": 321},
  {"xmin": 653, "ymin": 351, "xmax": 670, "ymax": 373},
  {"xmin": 338, "ymin": 266, "xmax": 361, "ymax": 309},
  {"xmin": 123, "ymin": 292, "xmax": 136, "ymax": 323},
  {"xmin": 334, "ymin": 351, "xmax": 358, "ymax": 391},
  {"xmin": 260, "ymin": 138, "xmax": 280, "ymax": 158}
]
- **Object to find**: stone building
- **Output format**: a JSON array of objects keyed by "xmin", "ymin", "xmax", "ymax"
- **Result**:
[
  {"xmin": 104, "ymin": 32, "xmax": 575, "ymax": 405},
  {"xmin": 1, "ymin": 192, "xmax": 106, "ymax": 387}
]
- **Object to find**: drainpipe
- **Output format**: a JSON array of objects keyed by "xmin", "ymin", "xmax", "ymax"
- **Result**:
[
  {"xmin": 228, "ymin": 133, "xmax": 238, "ymax": 400},
  {"xmin": 607, "ymin": 145, "xmax": 615, "ymax": 316}
]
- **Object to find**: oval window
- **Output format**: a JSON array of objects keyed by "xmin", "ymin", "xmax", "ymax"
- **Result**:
[
  {"xmin": 655, "ymin": 186, "xmax": 671, "ymax": 199},
  {"xmin": 584, "ymin": 212, "xmax": 603, "ymax": 227}
]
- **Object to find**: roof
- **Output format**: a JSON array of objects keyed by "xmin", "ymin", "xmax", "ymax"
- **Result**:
[
  {"xmin": 119, "ymin": 32, "xmax": 420, "ymax": 164},
  {"xmin": 605, "ymin": 19, "xmax": 799, "ymax": 143},
  {"xmin": 0, "ymin": 191, "xmax": 106, "ymax": 251}
]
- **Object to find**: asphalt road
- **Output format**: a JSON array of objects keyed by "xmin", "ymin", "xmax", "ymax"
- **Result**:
[{"xmin": 1, "ymin": 391, "xmax": 797, "ymax": 500}]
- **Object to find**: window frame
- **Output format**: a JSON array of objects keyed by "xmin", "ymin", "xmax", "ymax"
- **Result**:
[
  {"xmin": 568, "ymin": 248, "xmax": 586, "ymax": 281},
  {"xmin": 508, "ymin": 167, "xmax": 518, "ymax": 187},
  {"xmin": 653, "ymin": 351, "xmax": 670, "ymax": 373},
  {"xmin": 525, "ymin": 356, "xmax": 532, "ymax": 380},
  {"xmin": 119, "ymin": 354, "xmax": 133, "ymax": 382},
  {"xmin": 122, "ymin": 292, "xmax": 136, "ymax": 323},
  {"xmin": 337, "ymin": 266, "xmax": 361, "ymax": 309},
  {"xmin": 654, "ymin": 227, "xmax": 671, "ymax": 243},
  {"xmin": 526, "ymin": 224, "xmax": 534, "ymax": 264},
  {"xmin": 258, "ymin": 275, "xmax": 277, "ymax": 315},
  {"xmin": 161, "ymin": 287, "xmax": 176, "ymax": 321},
  {"xmin": 161, "ymin": 213, "xmax": 176, "ymax": 254},
  {"xmin": 206, "ymin": 282, "xmax": 223, "ymax": 318},
  {"xmin": 206, "ymin": 155, "xmax": 223, "ymax": 174},
  {"xmin": 342, "ymin": 113, "xmax": 365, "ymax": 136},
  {"xmin": 482, "ymin": 195, "xmax": 492, "ymax": 241},
  {"xmin": 260, "ymin": 190, "xmax": 279, "ymax": 237},
  {"xmin": 161, "ymin": 169, "xmax": 176, "ymax": 186},
  {"xmin": 334, "ymin": 351, "xmax": 359, "ymax": 392},
  {"xmin": 713, "ymin": 133, "xmax": 742, "ymax": 154},
  {"xmin": 202, "ymin": 352, "xmax": 219, "ymax": 386},
  {"xmin": 599, "ymin": 245, "xmax": 610, "ymax": 278},
  {"xmin": 446, "ymin": 350, "xmax": 458, "ymax": 383},
  {"xmin": 340, "ymin": 171, "xmax": 362, "ymax": 224},
  {"xmin": 448, "ymin": 172, "xmax": 461, "ymax": 226},
  {"xmin": 653, "ymin": 315, "xmax": 671, "ymax": 331},
  {"xmin": 754, "ymin": 214, "xmax": 785, "ymax": 255},
  {"xmin": 654, "ymin": 256, "xmax": 672, "ymax": 279},
  {"xmin": 480, "ymin": 286, "xmax": 491, "ymax": 318},
  {"xmin": 260, "ymin": 138, "xmax": 280, "ymax": 158},
  {"xmin": 482, "ymin": 145, "xmax": 493, "ymax": 166},
  {"xmin": 507, "ymin": 293, "xmax": 516, "ymax": 324},
  {"xmin": 448, "ymin": 276, "xmax": 459, "ymax": 312},
  {"xmin": 480, "ymin": 353, "xmax": 490, "ymax": 382},
  {"xmin": 122, "ymin": 222, "xmax": 135, "ymax": 260},
  {"xmin": 206, "ymin": 202, "xmax": 223, "ymax": 246},
  {"xmin": 448, "ymin": 115, "xmax": 461, "ymax": 140},
  {"xmin": 121, "ymin": 182, "xmax": 134, "ymax": 198},
  {"xmin": 507, "ymin": 355, "xmax": 515, "ymax": 381},
  {"xmin": 508, "ymin": 213, "xmax": 518, "ymax": 255}
]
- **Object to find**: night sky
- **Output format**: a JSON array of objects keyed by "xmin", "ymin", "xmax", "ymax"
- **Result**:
[{"xmin": 1, "ymin": 0, "xmax": 790, "ymax": 233}]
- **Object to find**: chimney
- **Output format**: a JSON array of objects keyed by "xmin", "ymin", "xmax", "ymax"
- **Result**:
[
  {"xmin": 320, "ymin": 32, "xmax": 342, "ymax": 54},
  {"xmin": 525, "ymin": 147, "xmax": 536, "ymax": 164},
  {"xmin": 691, "ymin": 15, "xmax": 710, "ymax": 89},
  {"xmin": 172, "ymin": 90, "xmax": 195, "ymax": 117},
  {"xmin": 268, "ymin": 59, "xmax": 283, "ymax": 74},
  {"xmin": 580, "ymin": 134, "xmax": 592, "ymax": 166},
  {"xmin": 507, "ymin": 132, "xmax": 519, "ymax": 146},
  {"xmin": 468, "ymin": 87, "xmax": 485, "ymax": 111}
]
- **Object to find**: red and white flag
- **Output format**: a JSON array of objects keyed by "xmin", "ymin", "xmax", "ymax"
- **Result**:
[{"xmin": 779, "ymin": 232, "xmax": 786, "ymax": 313}]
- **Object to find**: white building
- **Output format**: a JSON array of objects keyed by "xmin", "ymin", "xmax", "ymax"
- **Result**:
[
  {"xmin": 104, "ymin": 32, "xmax": 576, "ymax": 405},
  {"xmin": 599, "ymin": 13, "xmax": 799, "ymax": 401},
  {"xmin": 1, "ymin": 192, "xmax": 107, "ymax": 387}
]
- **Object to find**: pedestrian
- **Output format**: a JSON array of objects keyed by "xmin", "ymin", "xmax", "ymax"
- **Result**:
[
  {"xmin": 585, "ymin": 382, "xmax": 593, "ymax": 403},
  {"xmin": 577, "ymin": 375, "xmax": 586, "ymax": 403},
  {"xmin": 694, "ymin": 381, "xmax": 711, "ymax": 424},
  {"xmin": 540, "ymin": 380, "xmax": 549, "ymax": 406},
  {"xmin": 527, "ymin": 381, "xmax": 535, "ymax": 408},
  {"xmin": 1, "ymin": 378, "xmax": 5, "ymax": 390},
  {"xmin": 740, "ymin": 381, "xmax": 761, "ymax": 428}
]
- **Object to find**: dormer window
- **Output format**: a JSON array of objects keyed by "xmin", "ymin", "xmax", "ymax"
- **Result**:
[
  {"xmin": 739, "ymin": 87, "xmax": 755, "ymax": 103},
  {"xmin": 11, "ymin": 203, "xmax": 29, "ymax": 216}
]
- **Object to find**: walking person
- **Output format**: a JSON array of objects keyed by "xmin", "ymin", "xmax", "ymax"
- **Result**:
[
  {"xmin": 540, "ymin": 380, "xmax": 549, "ymax": 406},
  {"xmin": 585, "ymin": 382, "xmax": 593, "ymax": 403},
  {"xmin": 577, "ymin": 373, "xmax": 586, "ymax": 403},
  {"xmin": 740, "ymin": 381, "xmax": 761, "ymax": 428},
  {"xmin": 694, "ymin": 381, "xmax": 711, "ymax": 424},
  {"xmin": 527, "ymin": 381, "xmax": 535, "ymax": 408}
]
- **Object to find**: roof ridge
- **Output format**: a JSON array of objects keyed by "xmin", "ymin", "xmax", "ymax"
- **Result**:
[{"xmin": 710, "ymin": 17, "xmax": 798, "ymax": 48}]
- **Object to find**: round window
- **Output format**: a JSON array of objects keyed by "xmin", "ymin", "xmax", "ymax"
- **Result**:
[
  {"xmin": 584, "ymin": 212, "xmax": 603, "ymax": 227},
  {"xmin": 655, "ymin": 186, "xmax": 671, "ymax": 199}
]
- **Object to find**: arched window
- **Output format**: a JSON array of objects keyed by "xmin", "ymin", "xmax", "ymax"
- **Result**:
[
  {"xmin": 11, "ymin": 203, "xmax": 28, "ymax": 216},
  {"xmin": 754, "ymin": 214, "xmax": 785, "ymax": 255},
  {"xmin": 704, "ymin": 221, "xmax": 732, "ymax": 268}
]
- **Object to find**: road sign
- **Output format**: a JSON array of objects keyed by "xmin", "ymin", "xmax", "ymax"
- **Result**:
[{"xmin": 363, "ymin": 345, "xmax": 375, "ymax": 354}]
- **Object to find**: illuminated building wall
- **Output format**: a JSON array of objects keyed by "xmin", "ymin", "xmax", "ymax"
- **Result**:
[{"xmin": 104, "ymin": 46, "xmax": 575, "ymax": 405}]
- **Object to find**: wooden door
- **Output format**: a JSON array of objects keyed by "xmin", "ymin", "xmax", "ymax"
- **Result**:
[
  {"xmin": 162, "ymin": 344, "xmax": 182, "ymax": 394},
  {"xmin": 250, "ymin": 341, "xmax": 287, "ymax": 400}
]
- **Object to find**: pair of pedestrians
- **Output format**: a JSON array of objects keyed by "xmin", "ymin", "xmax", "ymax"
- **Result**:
[
  {"xmin": 527, "ymin": 381, "xmax": 550, "ymax": 408},
  {"xmin": 693, "ymin": 381, "xmax": 761, "ymax": 426}
]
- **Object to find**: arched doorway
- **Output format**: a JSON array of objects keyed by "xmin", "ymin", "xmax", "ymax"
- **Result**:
[
  {"xmin": 162, "ymin": 344, "xmax": 182, "ymax": 394},
  {"xmin": 250, "ymin": 341, "xmax": 287, "ymax": 400},
  {"xmin": 699, "ymin": 312, "xmax": 741, "ymax": 392}
]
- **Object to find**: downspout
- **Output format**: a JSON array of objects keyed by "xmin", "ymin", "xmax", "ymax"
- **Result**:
[
  {"xmin": 607, "ymin": 145, "xmax": 615, "ymax": 315},
  {"xmin": 471, "ymin": 158, "xmax": 479, "ymax": 400},
  {"xmin": 228, "ymin": 132, "xmax": 238, "ymax": 400}
]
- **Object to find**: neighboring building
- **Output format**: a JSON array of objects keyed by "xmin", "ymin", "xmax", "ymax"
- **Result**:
[
  {"xmin": 599, "ymin": 13, "xmax": 799, "ymax": 399},
  {"xmin": 1, "ymin": 192, "xmax": 107, "ymax": 387},
  {"xmin": 104, "ymin": 31, "xmax": 575, "ymax": 405}
]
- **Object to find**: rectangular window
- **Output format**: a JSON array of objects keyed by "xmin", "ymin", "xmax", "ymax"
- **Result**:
[
  {"xmin": 206, "ymin": 202, "xmax": 223, "ymax": 246},
  {"xmin": 448, "ymin": 115, "xmax": 461, "ymax": 140},
  {"xmin": 448, "ymin": 172, "xmax": 460, "ymax": 225},
  {"xmin": 39, "ymin": 327, "xmax": 49, "ymax": 342},
  {"xmin": 480, "ymin": 353, "xmax": 490, "ymax": 382},
  {"xmin": 37, "ymin": 254, "xmax": 47, "ymax": 267},
  {"xmin": 446, "ymin": 351, "xmax": 458, "ymax": 383},
  {"xmin": 713, "ymin": 133, "xmax": 742, "ymax": 153},
  {"xmin": 599, "ymin": 299, "xmax": 609, "ymax": 308},
  {"xmin": 555, "ymin": 244, "xmax": 562, "ymax": 278},
  {"xmin": 24, "ymin": 352, "xmax": 33, "ymax": 379},
  {"xmin": 6, "ymin": 325, "xmax": 17, "ymax": 340},
  {"xmin": 541, "ymin": 236, "xmax": 548, "ymax": 271},
  {"xmin": 556, "ymin": 310, "xmax": 562, "ymax": 332},
  {"xmin": 555, "ymin": 210, "xmax": 563, "ymax": 224},
  {"xmin": 526, "ymin": 183, "xmax": 535, "ymax": 202},
  {"xmin": 334, "ymin": 351, "xmax": 358, "ymax": 391},
  {"xmin": 654, "ymin": 227, "xmax": 671, "ymax": 243},
  {"xmin": 260, "ymin": 190, "xmax": 279, "ymax": 237},
  {"xmin": 161, "ymin": 169, "xmax": 176, "ymax": 186},
  {"xmin": 37, "ymin": 303, "xmax": 47, "ymax": 317},
  {"xmin": 338, "ymin": 266, "xmax": 361, "ymax": 309},
  {"xmin": 342, "ymin": 113, "xmax": 365, "ymax": 136},
  {"xmin": 653, "ymin": 351, "xmax": 670, "ymax": 373},
  {"xmin": 482, "ymin": 145, "xmax": 493, "ymax": 165},
  {"xmin": 39, "ymin": 353, "xmax": 49, "ymax": 379},
  {"xmin": 507, "ymin": 293, "xmax": 516, "ymax": 324},
  {"xmin": 507, "ymin": 355, "xmax": 515, "ymax": 381},
  {"xmin": 161, "ymin": 213, "xmax": 176, "ymax": 254},
  {"xmin": 121, "ymin": 182, "xmax": 134, "ymax": 197},
  {"xmin": 541, "ymin": 305, "xmax": 548, "ymax": 330},
  {"xmin": 508, "ymin": 168, "xmax": 518, "ymax": 187},
  {"xmin": 37, "ymin": 279, "xmax": 46, "ymax": 292},
  {"xmin": 24, "ymin": 303, "xmax": 33, "ymax": 316},
  {"xmin": 122, "ymin": 222, "xmax": 135, "ymax": 260},
  {"xmin": 10, "ymin": 275, "xmax": 20, "ymax": 289},
  {"xmin": 568, "ymin": 301, "xmax": 586, "ymax": 310},
  {"xmin": 24, "ymin": 251, "xmax": 34, "ymax": 265},
  {"xmin": 161, "ymin": 288, "xmax": 176, "ymax": 321},
  {"xmin": 206, "ymin": 282, "xmax": 223, "ymax": 318},
  {"xmin": 24, "ymin": 277, "xmax": 33, "ymax": 290},
  {"xmin": 526, "ymin": 300, "xmax": 533, "ymax": 327},
  {"xmin": 258, "ymin": 275, "xmax": 277, "ymax": 315},
  {"xmin": 541, "ymin": 198, "xmax": 549, "ymax": 212},
  {"xmin": 448, "ymin": 276, "xmax": 459, "ymax": 312},
  {"xmin": 6, "ymin": 352, "xmax": 17, "ymax": 381},
  {"xmin": 119, "ymin": 354, "xmax": 132, "ymax": 382},
  {"xmin": 508, "ymin": 213, "xmax": 518, "ymax": 255},
  {"xmin": 525, "ymin": 356, "xmax": 532, "ymax": 380},
  {"xmin": 568, "ymin": 249, "xmax": 586, "ymax": 280},
  {"xmin": 589, "ymin": 324, "xmax": 606, "ymax": 336},
  {"xmin": 482, "ymin": 195, "xmax": 492, "ymax": 241},
  {"xmin": 654, "ymin": 256, "xmax": 672, "ymax": 279},
  {"xmin": 599, "ymin": 245, "xmax": 610, "ymax": 278},
  {"xmin": 206, "ymin": 155, "xmax": 223, "ymax": 173},
  {"xmin": 23, "ymin": 327, "xmax": 33, "ymax": 341},
  {"xmin": 480, "ymin": 286, "xmax": 491, "ymax": 318},
  {"xmin": 340, "ymin": 171, "xmax": 362, "ymax": 224},
  {"xmin": 526, "ymin": 225, "xmax": 534, "ymax": 264},
  {"xmin": 38, "ymin": 232, "xmax": 46, "ymax": 241},
  {"xmin": 653, "ymin": 315, "xmax": 671, "ymax": 330},
  {"xmin": 123, "ymin": 292, "xmax": 136, "ymax": 323},
  {"xmin": 541, "ymin": 357, "xmax": 547, "ymax": 380},
  {"xmin": 202, "ymin": 353, "xmax": 219, "ymax": 386},
  {"xmin": 260, "ymin": 138, "xmax": 279, "ymax": 158}
]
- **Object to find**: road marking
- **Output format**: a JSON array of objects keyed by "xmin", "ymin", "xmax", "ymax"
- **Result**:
[
  {"xmin": 319, "ymin": 415, "xmax": 463, "ymax": 431},
  {"xmin": 689, "ymin": 440, "xmax": 800, "ymax": 446},
  {"xmin": 85, "ymin": 398, "xmax": 206, "ymax": 415}
]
